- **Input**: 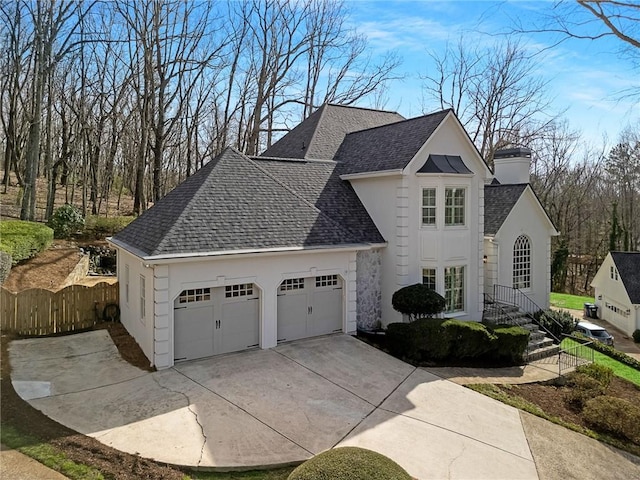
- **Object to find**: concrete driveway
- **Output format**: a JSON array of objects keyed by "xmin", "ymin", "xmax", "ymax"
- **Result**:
[{"xmin": 10, "ymin": 331, "xmax": 538, "ymax": 479}]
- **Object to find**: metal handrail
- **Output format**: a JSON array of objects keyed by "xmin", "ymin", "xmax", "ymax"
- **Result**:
[
  {"xmin": 492, "ymin": 285, "xmax": 563, "ymax": 344},
  {"xmin": 557, "ymin": 335, "xmax": 594, "ymax": 375}
]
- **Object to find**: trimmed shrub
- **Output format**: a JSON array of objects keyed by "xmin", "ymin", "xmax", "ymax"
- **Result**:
[
  {"xmin": 444, "ymin": 320, "xmax": 496, "ymax": 359},
  {"xmin": 288, "ymin": 447, "xmax": 412, "ymax": 480},
  {"xmin": 84, "ymin": 215, "xmax": 134, "ymax": 238},
  {"xmin": 565, "ymin": 373, "xmax": 605, "ymax": 409},
  {"xmin": 491, "ymin": 325, "xmax": 529, "ymax": 363},
  {"xmin": 386, "ymin": 322, "xmax": 418, "ymax": 360},
  {"xmin": 412, "ymin": 318, "xmax": 449, "ymax": 360},
  {"xmin": 48, "ymin": 204, "xmax": 85, "ymax": 238},
  {"xmin": 392, "ymin": 284, "xmax": 446, "ymax": 321},
  {"xmin": 575, "ymin": 363, "xmax": 613, "ymax": 389},
  {"xmin": 633, "ymin": 329, "xmax": 640, "ymax": 344},
  {"xmin": 0, "ymin": 220, "xmax": 53, "ymax": 265},
  {"xmin": 534, "ymin": 309, "xmax": 577, "ymax": 338},
  {"xmin": 583, "ymin": 396, "xmax": 640, "ymax": 443},
  {"xmin": 0, "ymin": 250, "xmax": 12, "ymax": 283}
]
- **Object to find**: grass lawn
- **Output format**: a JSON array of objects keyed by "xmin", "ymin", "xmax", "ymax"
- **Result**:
[
  {"xmin": 560, "ymin": 338, "xmax": 640, "ymax": 387},
  {"xmin": 550, "ymin": 292, "xmax": 595, "ymax": 311}
]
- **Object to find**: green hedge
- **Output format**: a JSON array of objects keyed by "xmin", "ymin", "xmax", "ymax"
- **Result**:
[
  {"xmin": 288, "ymin": 447, "xmax": 412, "ymax": 480},
  {"xmin": 386, "ymin": 319, "xmax": 529, "ymax": 365},
  {"xmin": 0, "ymin": 221, "xmax": 53, "ymax": 265},
  {"xmin": 573, "ymin": 333, "xmax": 640, "ymax": 370},
  {"xmin": 583, "ymin": 396, "xmax": 640, "ymax": 444}
]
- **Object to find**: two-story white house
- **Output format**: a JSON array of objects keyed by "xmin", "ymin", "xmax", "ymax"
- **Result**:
[{"xmin": 109, "ymin": 104, "xmax": 557, "ymax": 369}]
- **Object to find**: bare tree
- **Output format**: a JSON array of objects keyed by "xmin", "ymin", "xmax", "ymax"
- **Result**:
[{"xmin": 422, "ymin": 38, "xmax": 558, "ymax": 163}]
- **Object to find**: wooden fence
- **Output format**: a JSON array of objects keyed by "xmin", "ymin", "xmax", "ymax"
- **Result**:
[{"xmin": 1, "ymin": 282, "xmax": 119, "ymax": 336}]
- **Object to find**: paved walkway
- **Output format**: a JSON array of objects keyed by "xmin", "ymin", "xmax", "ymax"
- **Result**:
[{"xmin": 0, "ymin": 444, "xmax": 67, "ymax": 480}]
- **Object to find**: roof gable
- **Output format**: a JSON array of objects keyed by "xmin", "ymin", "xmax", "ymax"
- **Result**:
[
  {"xmin": 611, "ymin": 252, "xmax": 640, "ymax": 304},
  {"xmin": 261, "ymin": 104, "xmax": 404, "ymax": 160},
  {"xmin": 484, "ymin": 184, "xmax": 528, "ymax": 235},
  {"xmin": 335, "ymin": 110, "xmax": 451, "ymax": 175},
  {"xmin": 113, "ymin": 148, "xmax": 377, "ymax": 258}
]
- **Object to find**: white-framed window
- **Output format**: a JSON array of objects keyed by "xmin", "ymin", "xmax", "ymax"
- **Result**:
[
  {"xmin": 178, "ymin": 288, "xmax": 211, "ymax": 303},
  {"xmin": 421, "ymin": 188, "xmax": 436, "ymax": 226},
  {"xmin": 225, "ymin": 283, "xmax": 253, "ymax": 298},
  {"xmin": 610, "ymin": 265, "xmax": 619, "ymax": 280},
  {"xmin": 125, "ymin": 264, "xmax": 130, "ymax": 304},
  {"xmin": 280, "ymin": 278, "xmax": 305, "ymax": 291},
  {"xmin": 316, "ymin": 275, "xmax": 338, "ymax": 287},
  {"xmin": 444, "ymin": 266, "xmax": 465, "ymax": 312},
  {"xmin": 422, "ymin": 268, "xmax": 436, "ymax": 291},
  {"xmin": 513, "ymin": 235, "xmax": 531, "ymax": 289},
  {"xmin": 445, "ymin": 187, "xmax": 465, "ymax": 226},
  {"xmin": 140, "ymin": 275, "xmax": 146, "ymax": 322}
]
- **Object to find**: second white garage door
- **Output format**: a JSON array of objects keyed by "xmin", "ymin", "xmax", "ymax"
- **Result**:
[
  {"xmin": 277, "ymin": 275, "xmax": 343, "ymax": 343},
  {"xmin": 174, "ymin": 284, "xmax": 259, "ymax": 362}
]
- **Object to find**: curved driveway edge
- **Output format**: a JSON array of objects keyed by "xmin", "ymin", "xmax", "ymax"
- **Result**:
[{"xmin": 10, "ymin": 331, "xmax": 539, "ymax": 479}]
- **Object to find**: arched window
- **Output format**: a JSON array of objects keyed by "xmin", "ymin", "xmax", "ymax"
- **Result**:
[{"xmin": 513, "ymin": 235, "xmax": 531, "ymax": 289}]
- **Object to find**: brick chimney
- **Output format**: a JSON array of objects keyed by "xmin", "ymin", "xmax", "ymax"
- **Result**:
[{"xmin": 493, "ymin": 147, "xmax": 531, "ymax": 184}]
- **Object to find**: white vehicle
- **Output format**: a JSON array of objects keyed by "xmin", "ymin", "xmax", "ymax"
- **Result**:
[{"xmin": 575, "ymin": 321, "xmax": 614, "ymax": 346}]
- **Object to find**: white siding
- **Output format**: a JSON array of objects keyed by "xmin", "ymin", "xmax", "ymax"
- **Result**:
[{"xmin": 592, "ymin": 254, "xmax": 637, "ymax": 335}]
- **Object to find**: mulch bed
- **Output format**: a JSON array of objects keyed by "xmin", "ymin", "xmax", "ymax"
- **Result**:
[{"xmin": 1, "ymin": 322, "xmax": 187, "ymax": 479}]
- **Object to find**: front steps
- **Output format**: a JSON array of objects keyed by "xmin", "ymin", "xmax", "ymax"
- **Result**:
[{"xmin": 483, "ymin": 303, "xmax": 559, "ymax": 363}]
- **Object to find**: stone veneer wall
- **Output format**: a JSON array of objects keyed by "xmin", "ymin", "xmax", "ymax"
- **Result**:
[{"xmin": 356, "ymin": 249, "xmax": 382, "ymax": 330}]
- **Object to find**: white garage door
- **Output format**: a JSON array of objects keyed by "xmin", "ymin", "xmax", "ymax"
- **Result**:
[
  {"xmin": 174, "ymin": 284, "xmax": 259, "ymax": 362},
  {"xmin": 277, "ymin": 275, "xmax": 343, "ymax": 343}
]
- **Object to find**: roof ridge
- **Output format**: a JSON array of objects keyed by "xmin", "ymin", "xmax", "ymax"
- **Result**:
[
  {"xmin": 304, "ymin": 104, "xmax": 327, "ymax": 160},
  {"xmin": 244, "ymin": 155, "xmax": 363, "ymax": 242},
  {"xmin": 325, "ymin": 102, "xmax": 401, "ymax": 116},
  {"xmin": 342, "ymin": 108, "xmax": 451, "ymax": 137}
]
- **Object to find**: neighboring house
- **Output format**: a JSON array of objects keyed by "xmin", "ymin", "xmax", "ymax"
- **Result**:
[
  {"xmin": 591, "ymin": 252, "xmax": 640, "ymax": 336},
  {"xmin": 109, "ymin": 103, "xmax": 557, "ymax": 369}
]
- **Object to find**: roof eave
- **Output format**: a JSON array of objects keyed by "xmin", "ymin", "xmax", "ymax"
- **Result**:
[
  {"xmin": 340, "ymin": 169, "xmax": 403, "ymax": 180},
  {"xmin": 109, "ymin": 239, "xmax": 386, "ymax": 265}
]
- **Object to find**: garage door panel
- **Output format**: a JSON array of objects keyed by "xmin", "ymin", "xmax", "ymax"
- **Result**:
[
  {"xmin": 174, "ymin": 305, "xmax": 215, "ymax": 361},
  {"xmin": 311, "ymin": 288, "xmax": 343, "ymax": 336},
  {"xmin": 219, "ymin": 298, "xmax": 260, "ymax": 354},
  {"xmin": 277, "ymin": 293, "xmax": 308, "ymax": 342}
]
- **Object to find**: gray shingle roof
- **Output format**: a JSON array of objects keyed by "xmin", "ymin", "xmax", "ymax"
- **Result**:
[
  {"xmin": 261, "ymin": 104, "xmax": 404, "ymax": 160},
  {"xmin": 335, "ymin": 110, "xmax": 451, "ymax": 174},
  {"xmin": 113, "ymin": 148, "xmax": 377, "ymax": 257},
  {"xmin": 484, "ymin": 184, "xmax": 528, "ymax": 235},
  {"xmin": 611, "ymin": 252, "xmax": 640, "ymax": 304}
]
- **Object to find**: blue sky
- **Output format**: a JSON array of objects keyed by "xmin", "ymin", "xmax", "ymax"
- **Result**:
[{"xmin": 348, "ymin": 1, "xmax": 639, "ymax": 149}]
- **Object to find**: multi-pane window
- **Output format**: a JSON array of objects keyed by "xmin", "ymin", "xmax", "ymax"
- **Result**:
[
  {"xmin": 178, "ymin": 288, "xmax": 212, "ymax": 303},
  {"xmin": 513, "ymin": 235, "xmax": 531, "ymax": 289},
  {"xmin": 445, "ymin": 188, "xmax": 465, "ymax": 226},
  {"xmin": 140, "ymin": 275, "xmax": 146, "ymax": 321},
  {"xmin": 421, "ymin": 188, "xmax": 436, "ymax": 225},
  {"xmin": 225, "ymin": 284, "xmax": 253, "ymax": 298},
  {"xmin": 444, "ymin": 266, "xmax": 465, "ymax": 312},
  {"xmin": 316, "ymin": 275, "xmax": 338, "ymax": 287},
  {"xmin": 280, "ymin": 278, "xmax": 305, "ymax": 291},
  {"xmin": 610, "ymin": 266, "xmax": 619, "ymax": 280},
  {"xmin": 422, "ymin": 268, "xmax": 436, "ymax": 291}
]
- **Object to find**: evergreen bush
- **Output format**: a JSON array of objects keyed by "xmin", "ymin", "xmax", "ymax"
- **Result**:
[
  {"xmin": 391, "ymin": 284, "xmax": 446, "ymax": 321},
  {"xmin": 491, "ymin": 325, "xmax": 530, "ymax": 363},
  {"xmin": 633, "ymin": 329, "xmax": 640, "ymax": 344},
  {"xmin": 583, "ymin": 396, "xmax": 640, "ymax": 443},
  {"xmin": 534, "ymin": 309, "xmax": 577, "ymax": 337},
  {"xmin": 48, "ymin": 204, "xmax": 85, "ymax": 239},
  {"xmin": 288, "ymin": 447, "xmax": 412, "ymax": 480},
  {"xmin": 0, "ymin": 220, "xmax": 53, "ymax": 265}
]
